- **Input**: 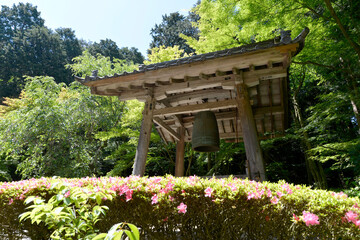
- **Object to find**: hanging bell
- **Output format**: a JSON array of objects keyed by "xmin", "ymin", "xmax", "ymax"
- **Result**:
[{"xmin": 192, "ymin": 111, "xmax": 220, "ymax": 152}]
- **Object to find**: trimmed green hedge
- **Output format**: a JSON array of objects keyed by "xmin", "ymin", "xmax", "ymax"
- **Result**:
[{"xmin": 1, "ymin": 176, "xmax": 360, "ymax": 239}]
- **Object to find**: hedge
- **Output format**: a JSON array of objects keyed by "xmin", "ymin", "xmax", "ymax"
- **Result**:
[{"xmin": 1, "ymin": 176, "xmax": 360, "ymax": 239}]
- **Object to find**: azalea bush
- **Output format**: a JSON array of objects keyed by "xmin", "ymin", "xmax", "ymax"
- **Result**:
[{"xmin": 1, "ymin": 176, "xmax": 360, "ymax": 239}]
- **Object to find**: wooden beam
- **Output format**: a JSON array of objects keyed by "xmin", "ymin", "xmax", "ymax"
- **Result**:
[
  {"xmin": 175, "ymin": 127, "xmax": 186, "ymax": 177},
  {"xmin": 153, "ymin": 99, "xmax": 238, "ymax": 117},
  {"xmin": 235, "ymin": 83, "xmax": 266, "ymax": 181},
  {"xmin": 163, "ymin": 106, "xmax": 283, "ymax": 125},
  {"xmin": 163, "ymin": 89, "xmax": 233, "ymax": 105},
  {"xmin": 161, "ymin": 100, "xmax": 188, "ymax": 135},
  {"xmin": 98, "ymin": 66, "xmax": 286, "ymax": 101},
  {"xmin": 132, "ymin": 96, "xmax": 155, "ymax": 176},
  {"xmin": 153, "ymin": 117, "xmax": 181, "ymax": 141}
]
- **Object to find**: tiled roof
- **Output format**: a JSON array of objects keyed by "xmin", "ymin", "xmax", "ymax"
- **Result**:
[{"xmin": 75, "ymin": 28, "xmax": 309, "ymax": 84}]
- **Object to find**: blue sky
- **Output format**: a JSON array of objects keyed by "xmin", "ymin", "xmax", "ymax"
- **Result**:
[{"xmin": 0, "ymin": 0, "xmax": 197, "ymax": 57}]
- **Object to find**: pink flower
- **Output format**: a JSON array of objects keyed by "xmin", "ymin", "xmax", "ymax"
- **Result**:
[
  {"xmin": 228, "ymin": 184, "xmax": 237, "ymax": 192},
  {"xmin": 205, "ymin": 187, "xmax": 213, "ymax": 197},
  {"xmin": 276, "ymin": 191, "xmax": 284, "ymax": 198},
  {"xmin": 247, "ymin": 192, "xmax": 256, "ymax": 200},
  {"xmin": 151, "ymin": 194, "xmax": 158, "ymax": 204},
  {"xmin": 270, "ymin": 197, "xmax": 279, "ymax": 204},
  {"xmin": 64, "ymin": 190, "xmax": 70, "ymax": 198},
  {"xmin": 177, "ymin": 202, "xmax": 187, "ymax": 214},
  {"xmin": 281, "ymin": 184, "xmax": 293, "ymax": 194},
  {"xmin": 302, "ymin": 211, "xmax": 320, "ymax": 226},
  {"xmin": 345, "ymin": 211, "xmax": 359, "ymax": 223},
  {"xmin": 8, "ymin": 198, "xmax": 13, "ymax": 205},
  {"xmin": 293, "ymin": 213, "xmax": 300, "ymax": 222},
  {"xmin": 125, "ymin": 189, "xmax": 133, "ymax": 201},
  {"xmin": 266, "ymin": 189, "xmax": 272, "ymax": 198}
]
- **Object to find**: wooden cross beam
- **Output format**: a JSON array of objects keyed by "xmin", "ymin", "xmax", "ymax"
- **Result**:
[{"xmin": 153, "ymin": 99, "xmax": 238, "ymax": 117}]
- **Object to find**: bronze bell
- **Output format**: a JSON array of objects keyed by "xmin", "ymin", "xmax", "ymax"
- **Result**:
[{"xmin": 192, "ymin": 111, "xmax": 220, "ymax": 152}]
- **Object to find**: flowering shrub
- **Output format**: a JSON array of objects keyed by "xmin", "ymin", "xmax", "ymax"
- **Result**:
[{"xmin": 1, "ymin": 176, "xmax": 360, "ymax": 239}]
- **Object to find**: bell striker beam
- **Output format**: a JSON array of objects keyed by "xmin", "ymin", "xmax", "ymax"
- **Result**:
[
  {"xmin": 132, "ymin": 95, "xmax": 155, "ymax": 176},
  {"xmin": 175, "ymin": 126, "xmax": 186, "ymax": 177},
  {"xmin": 235, "ymin": 71, "xmax": 266, "ymax": 181}
]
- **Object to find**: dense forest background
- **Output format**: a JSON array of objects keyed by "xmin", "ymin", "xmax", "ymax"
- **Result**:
[{"xmin": 0, "ymin": 1, "xmax": 359, "ymax": 195}]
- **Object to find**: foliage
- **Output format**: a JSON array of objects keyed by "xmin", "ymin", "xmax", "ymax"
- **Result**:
[
  {"xmin": 1, "ymin": 176, "xmax": 360, "ymax": 239},
  {"xmin": 93, "ymin": 222, "xmax": 140, "ymax": 240},
  {"xmin": 66, "ymin": 50, "xmax": 138, "ymax": 78},
  {"xmin": 149, "ymin": 12, "xmax": 198, "ymax": 55},
  {"xmin": 144, "ymin": 45, "xmax": 192, "ymax": 65},
  {"xmin": 87, "ymin": 39, "xmax": 144, "ymax": 64},
  {"xmin": 20, "ymin": 183, "xmax": 112, "ymax": 240},
  {"xmin": 0, "ymin": 76, "xmax": 138, "ymax": 179},
  {"xmin": 261, "ymin": 136, "xmax": 308, "ymax": 184},
  {"xmin": 18, "ymin": 181, "xmax": 139, "ymax": 240},
  {"xmin": 0, "ymin": 3, "xmax": 83, "ymax": 99}
]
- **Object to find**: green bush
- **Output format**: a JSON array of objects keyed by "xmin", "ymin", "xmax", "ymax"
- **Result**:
[{"xmin": 1, "ymin": 176, "xmax": 360, "ymax": 239}]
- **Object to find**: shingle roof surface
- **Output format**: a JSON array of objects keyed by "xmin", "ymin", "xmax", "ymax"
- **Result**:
[{"xmin": 75, "ymin": 28, "xmax": 309, "ymax": 84}]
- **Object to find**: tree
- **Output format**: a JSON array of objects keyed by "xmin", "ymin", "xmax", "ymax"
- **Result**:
[
  {"xmin": 144, "ymin": 45, "xmax": 192, "ymax": 65},
  {"xmin": 87, "ymin": 39, "xmax": 144, "ymax": 64},
  {"xmin": 118, "ymin": 47, "xmax": 144, "ymax": 64},
  {"xmin": 0, "ymin": 51, "xmax": 143, "ymax": 179},
  {"xmin": 0, "ymin": 3, "xmax": 44, "ymax": 43},
  {"xmin": 149, "ymin": 12, "xmax": 199, "ymax": 55},
  {"xmin": 56, "ymin": 27, "xmax": 83, "ymax": 63},
  {"xmin": 0, "ymin": 3, "xmax": 83, "ymax": 99}
]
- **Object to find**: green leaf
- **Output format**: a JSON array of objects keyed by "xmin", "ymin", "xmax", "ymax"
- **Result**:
[
  {"xmin": 63, "ymin": 197, "xmax": 71, "ymax": 205},
  {"xmin": 96, "ymin": 194, "xmax": 102, "ymax": 205},
  {"xmin": 113, "ymin": 231, "xmax": 123, "ymax": 240},
  {"xmin": 19, "ymin": 212, "xmax": 31, "ymax": 222},
  {"xmin": 124, "ymin": 230, "xmax": 139, "ymax": 240},
  {"xmin": 127, "ymin": 223, "xmax": 140, "ymax": 239},
  {"xmin": 92, "ymin": 234, "xmax": 107, "ymax": 240}
]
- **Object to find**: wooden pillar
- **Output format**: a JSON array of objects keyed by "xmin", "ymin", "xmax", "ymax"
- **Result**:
[
  {"xmin": 235, "ymin": 82, "xmax": 266, "ymax": 181},
  {"xmin": 132, "ymin": 96, "xmax": 155, "ymax": 176},
  {"xmin": 175, "ymin": 126, "xmax": 185, "ymax": 177}
]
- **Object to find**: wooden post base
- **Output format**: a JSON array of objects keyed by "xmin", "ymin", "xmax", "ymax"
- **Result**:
[{"xmin": 175, "ymin": 127, "xmax": 186, "ymax": 177}]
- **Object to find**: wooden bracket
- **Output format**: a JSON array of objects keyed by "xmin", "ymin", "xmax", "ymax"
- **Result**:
[{"xmin": 153, "ymin": 117, "xmax": 181, "ymax": 141}]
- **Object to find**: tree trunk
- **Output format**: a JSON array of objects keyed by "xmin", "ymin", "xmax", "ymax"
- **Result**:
[{"xmin": 292, "ymin": 95, "xmax": 327, "ymax": 188}]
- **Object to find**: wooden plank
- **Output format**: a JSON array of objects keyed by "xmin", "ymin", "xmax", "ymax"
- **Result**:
[
  {"xmin": 163, "ymin": 89, "xmax": 233, "ymax": 104},
  {"xmin": 175, "ymin": 127, "xmax": 186, "ymax": 177},
  {"xmin": 156, "ymin": 127, "xmax": 168, "ymax": 145},
  {"xmin": 236, "ymin": 83, "xmax": 266, "ymax": 181},
  {"xmin": 133, "ymin": 96, "xmax": 155, "ymax": 176},
  {"xmin": 153, "ymin": 117, "xmax": 180, "ymax": 141},
  {"xmin": 153, "ymin": 99, "xmax": 238, "ymax": 117},
  {"xmin": 163, "ymin": 106, "xmax": 284, "ymax": 125}
]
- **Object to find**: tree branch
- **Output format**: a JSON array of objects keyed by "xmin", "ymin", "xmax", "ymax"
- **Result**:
[
  {"xmin": 292, "ymin": 60, "xmax": 337, "ymax": 70},
  {"xmin": 323, "ymin": 0, "xmax": 360, "ymax": 58},
  {"xmin": 292, "ymin": 60, "xmax": 360, "ymax": 77},
  {"xmin": 293, "ymin": 67, "xmax": 306, "ymax": 99}
]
